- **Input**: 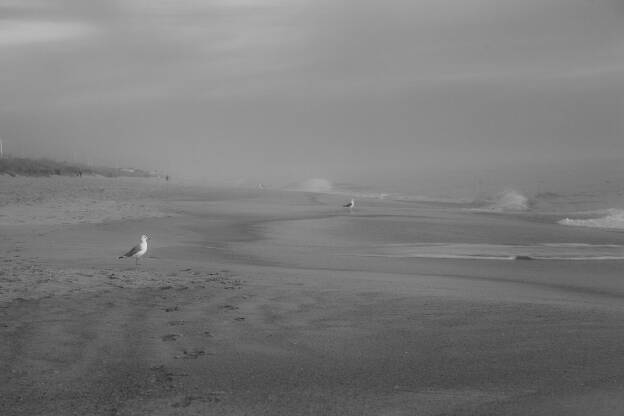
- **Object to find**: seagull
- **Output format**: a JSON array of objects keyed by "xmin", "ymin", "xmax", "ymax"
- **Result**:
[
  {"xmin": 118, "ymin": 234, "xmax": 149, "ymax": 266},
  {"xmin": 343, "ymin": 199, "xmax": 355, "ymax": 209}
]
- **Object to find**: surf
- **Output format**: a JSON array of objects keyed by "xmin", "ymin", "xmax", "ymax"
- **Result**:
[
  {"xmin": 366, "ymin": 243, "xmax": 624, "ymax": 261},
  {"xmin": 559, "ymin": 209, "xmax": 624, "ymax": 230}
]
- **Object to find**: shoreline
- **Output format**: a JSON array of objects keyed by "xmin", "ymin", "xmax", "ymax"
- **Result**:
[{"xmin": 2, "ymin": 178, "xmax": 624, "ymax": 415}]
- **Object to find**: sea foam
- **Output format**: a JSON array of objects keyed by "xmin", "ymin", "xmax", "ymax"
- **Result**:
[
  {"xmin": 559, "ymin": 209, "xmax": 624, "ymax": 230},
  {"xmin": 367, "ymin": 242, "xmax": 624, "ymax": 261},
  {"xmin": 472, "ymin": 189, "xmax": 530, "ymax": 212}
]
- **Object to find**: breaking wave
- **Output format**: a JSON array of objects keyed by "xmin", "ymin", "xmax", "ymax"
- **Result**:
[
  {"xmin": 285, "ymin": 179, "xmax": 402, "ymax": 200},
  {"xmin": 286, "ymin": 181, "xmax": 531, "ymax": 209},
  {"xmin": 473, "ymin": 189, "xmax": 530, "ymax": 212},
  {"xmin": 559, "ymin": 209, "xmax": 624, "ymax": 230},
  {"xmin": 366, "ymin": 243, "xmax": 624, "ymax": 261},
  {"xmin": 286, "ymin": 178, "xmax": 334, "ymax": 193}
]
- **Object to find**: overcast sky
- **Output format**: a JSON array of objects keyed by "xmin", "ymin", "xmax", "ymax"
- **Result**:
[{"xmin": 1, "ymin": 0, "xmax": 622, "ymax": 190}]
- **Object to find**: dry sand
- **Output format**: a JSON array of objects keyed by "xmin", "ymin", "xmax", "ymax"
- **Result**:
[{"xmin": 2, "ymin": 176, "xmax": 624, "ymax": 415}]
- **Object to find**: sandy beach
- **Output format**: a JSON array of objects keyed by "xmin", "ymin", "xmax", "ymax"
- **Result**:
[{"xmin": 2, "ymin": 176, "xmax": 624, "ymax": 415}]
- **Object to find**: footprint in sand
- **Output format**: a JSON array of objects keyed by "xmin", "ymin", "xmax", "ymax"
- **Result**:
[
  {"xmin": 150, "ymin": 365, "xmax": 188, "ymax": 386},
  {"xmin": 161, "ymin": 334, "xmax": 181, "ymax": 342},
  {"xmin": 171, "ymin": 396, "xmax": 198, "ymax": 408},
  {"xmin": 223, "ymin": 284, "xmax": 243, "ymax": 290},
  {"xmin": 171, "ymin": 394, "xmax": 223, "ymax": 408},
  {"xmin": 174, "ymin": 348, "xmax": 210, "ymax": 359}
]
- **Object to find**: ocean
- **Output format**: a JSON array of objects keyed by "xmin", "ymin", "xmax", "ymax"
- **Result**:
[{"xmin": 237, "ymin": 179, "xmax": 624, "ymax": 265}]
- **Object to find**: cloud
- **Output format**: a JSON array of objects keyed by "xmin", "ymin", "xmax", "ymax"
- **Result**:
[
  {"xmin": 2, "ymin": 0, "xmax": 623, "ymax": 183},
  {"xmin": 0, "ymin": 19, "xmax": 95, "ymax": 46}
]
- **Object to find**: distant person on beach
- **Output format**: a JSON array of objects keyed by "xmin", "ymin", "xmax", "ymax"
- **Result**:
[{"xmin": 165, "ymin": 175, "xmax": 169, "ymax": 181}]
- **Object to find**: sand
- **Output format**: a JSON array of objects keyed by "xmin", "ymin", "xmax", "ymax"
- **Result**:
[{"xmin": 2, "ymin": 176, "xmax": 624, "ymax": 415}]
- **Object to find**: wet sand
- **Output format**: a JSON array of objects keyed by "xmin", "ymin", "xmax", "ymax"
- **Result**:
[{"xmin": 2, "ymin": 177, "xmax": 624, "ymax": 415}]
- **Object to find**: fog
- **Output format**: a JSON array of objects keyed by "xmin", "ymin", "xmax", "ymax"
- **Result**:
[{"xmin": 1, "ymin": 0, "xmax": 622, "ymax": 193}]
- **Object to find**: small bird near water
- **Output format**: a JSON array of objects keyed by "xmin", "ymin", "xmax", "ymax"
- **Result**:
[
  {"xmin": 343, "ymin": 199, "xmax": 355, "ymax": 209},
  {"xmin": 119, "ymin": 234, "xmax": 150, "ymax": 266}
]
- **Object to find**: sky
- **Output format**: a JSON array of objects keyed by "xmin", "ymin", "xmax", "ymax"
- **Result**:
[{"xmin": 1, "ymin": 0, "xmax": 623, "ymax": 192}]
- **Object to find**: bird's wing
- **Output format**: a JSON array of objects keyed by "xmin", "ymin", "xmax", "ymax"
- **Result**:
[{"xmin": 122, "ymin": 244, "xmax": 141, "ymax": 257}]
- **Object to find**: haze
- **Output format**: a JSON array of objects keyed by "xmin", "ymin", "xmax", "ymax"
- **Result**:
[{"xmin": 1, "ymin": 0, "xmax": 622, "ymax": 193}]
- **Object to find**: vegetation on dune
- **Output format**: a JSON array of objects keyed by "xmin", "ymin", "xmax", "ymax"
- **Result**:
[{"xmin": 0, "ymin": 157, "xmax": 155, "ymax": 178}]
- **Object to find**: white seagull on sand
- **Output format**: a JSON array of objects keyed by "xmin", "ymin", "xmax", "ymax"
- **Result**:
[
  {"xmin": 118, "ymin": 234, "xmax": 150, "ymax": 265},
  {"xmin": 343, "ymin": 199, "xmax": 355, "ymax": 209}
]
